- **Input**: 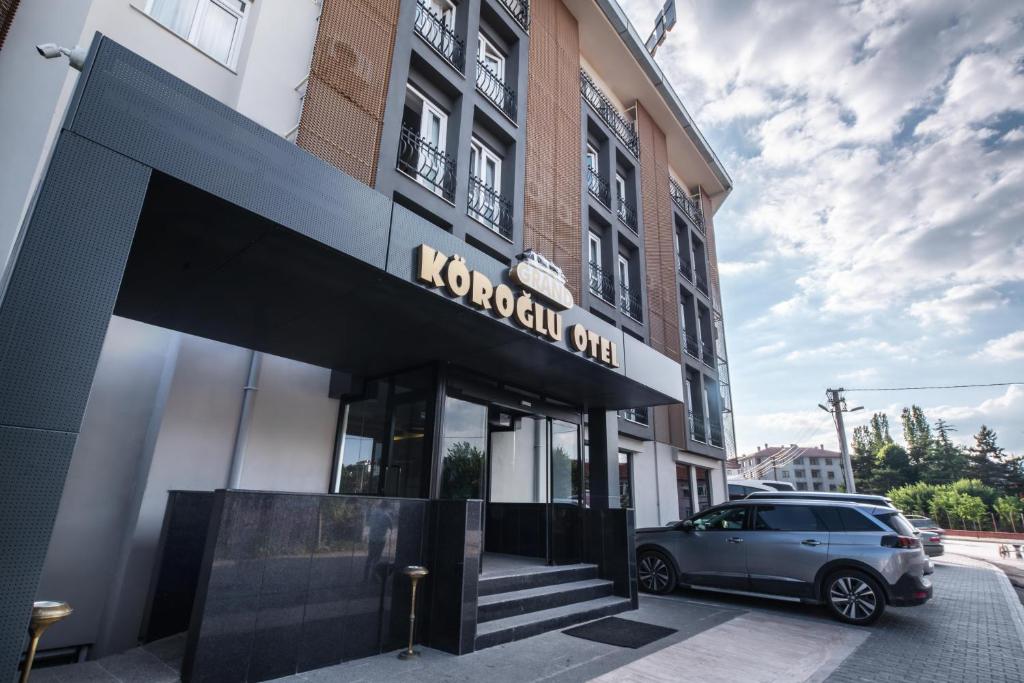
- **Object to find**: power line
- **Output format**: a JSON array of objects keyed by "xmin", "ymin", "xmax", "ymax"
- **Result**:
[{"xmin": 845, "ymin": 381, "xmax": 1024, "ymax": 392}]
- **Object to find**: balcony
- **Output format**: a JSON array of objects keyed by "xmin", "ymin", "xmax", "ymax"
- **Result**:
[
  {"xmin": 397, "ymin": 125, "xmax": 456, "ymax": 202},
  {"xmin": 476, "ymin": 60, "xmax": 517, "ymax": 121},
  {"xmin": 669, "ymin": 178, "xmax": 704, "ymax": 232},
  {"xmin": 580, "ymin": 70, "xmax": 640, "ymax": 158},
  {"xmin": 620, "ymin": 407, "xmax": 649, "ymax": 426},
  {"xmin": 678, "ymin": 255, "xmax": 692, "ymax": 281},
  {"xmin": 701, "ymin": 341, "xmax": 716, "ymax": 368},
  {"xmin": 467, "ymin": 176, "xmax": 513, "ymax": 240},
  {"xmin": 688, "ymin": 410, "xmax": 707, "ymax": 443},
  {"xmin": 683, "ymin": 332, "xmax": 701, "ymax": 358},
  {"xmin": 414, "ymin": 1, "xmax": 465, "ymax": 73},
  {"xmin": 617, "ymin": 197, "xmax": 638, "ymax": 233},
  {"xmin": 497, "ymin": 0, "xmax": 529, "ymax": 31},
  {"xmin": 708, "ymin": 420, "xmax": 724, "ymax": 448},
  {"xmin": 586, "ymin": 166, "xmax": 611, "ymax": 207},
  {"xmin": 694, "ymin": 270, "xmax": 709, "ymax": 296},
  {"xmin": 620, "ymin": 284, "xmax": 643, "ymax": 322},
  {"xmin": 589, "ymin": 261, "xmax": 615, "ymax": 303}
]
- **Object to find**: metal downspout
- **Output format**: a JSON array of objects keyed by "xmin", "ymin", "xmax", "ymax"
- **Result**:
[{"xmin": 227, "ymin": 350, "xmax": 262, "ymax": 489}]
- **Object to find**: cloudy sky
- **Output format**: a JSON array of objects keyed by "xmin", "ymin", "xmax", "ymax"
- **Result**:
[{"xmin": 619, "ymin": 0, "xmax": 1024, "ymax": 456}]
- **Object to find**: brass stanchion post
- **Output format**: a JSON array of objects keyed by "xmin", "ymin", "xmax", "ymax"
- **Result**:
[
  {"xmin": 20, "ymin": 601, "xmax": 73, "ymax": 683},
  {"xmin": 398, "ymin": 566, "xmax": 428, "ymax": 660}
]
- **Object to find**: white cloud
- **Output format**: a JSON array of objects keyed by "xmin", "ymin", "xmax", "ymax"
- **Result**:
[
  {"xmin": 751, "ymin": 340, "xmax": 786, "ymax": 357},
  {"xmin": 972, "ymin": 330, "xmax": 1024, "ymax": 362},
  {"xmin": 718, "ymin": 259, "xmax": 769, "ymax": 276},
  {"xmin": 783, "ymin": 337, "xmax": 909, "ymax": 362},
  {"xmin": 907, "ymin": 284, "xmax": 1008, "ymax": 328},
  {"xmin": 836, "ymin": 367, "xmax": 880, "ymax": 384}
]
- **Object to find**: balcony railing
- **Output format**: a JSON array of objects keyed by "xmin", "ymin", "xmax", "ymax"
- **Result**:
[
  {"xmin": 620, "ymin": 284, "xmax": 643, "ymax": 322},
  {"xmin": 701, "ymin": 341, "xmax": 716, "ymax": 368},
  {"xmin": 688, "ymin": 410, "xmax": 707, "ymax": 443},
  {"xmin": 467, "ymin": 175, "xmax": 513, "ymax": 240},
  {"xmin": 586, "ymin": 167, "xmax": 611, "ymax": 207},
  {"xmin": 414, "ymin": 2, "xmax": 465, "ymax": 73},
  {"xmin": 617, "ymin": 197, "xmax": 638, "ymax": 233},
  {"xmin": 497, "ymin": 0, "xmax": 529, "ymax": 31},
  {"xmin": 708, "ymin": 420, "xmax": 724, "ymax": 448},
  {"xmin": 683, "ymin": 332, "xmax": 701, "ymax": 358},
  {"xmin": 678, "ymin": 255, "xmax": 692, "ymax": 281},
  {"xmin": 694, "ymin": 270, "xmax": 709, "ymax": 296},
  {"xmin": 476, "ymin": 60, "xmax": 517, "ymax": 121},
  {"xmin": 580, "ymin": 70, "xmax": 640, "ymax": 158},
  {"xmin": 589, "ymin": 261, "xmax": 615, "ymax": 303},
  {"xmin": 397, "ymin": 125, "xmax": 456, "ymax": 202},
  {"xmin": 620, "ymin": 407, "xmax": 650, "ymax": 426},
  {"xmin": 669, "ymin": 178, "xmax": 705, "ymax": 232}
]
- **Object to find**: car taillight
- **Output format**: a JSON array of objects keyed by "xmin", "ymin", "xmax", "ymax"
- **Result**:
[
  {"xmin": 928, "ymin": 536, "xmax": 942, "ymax": 543},
  {"xmin": 881, "ymin": 534, "xmax": 921, "ymax": 549}
]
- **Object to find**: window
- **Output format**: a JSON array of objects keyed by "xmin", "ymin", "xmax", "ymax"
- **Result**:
[
  {"xmin": 691, "ymin": 506, "xmax": 746, "ymax": 531},
  {"xmin": 588, "ymin": 232, "xmax": 602, "ymax": 268},
  {"xmin": 617, "ymin": 254, "xmax": 630, "ymax": 288},
  {"xmin": 425, "ymin": 0, "xmax": 455, "ymax": 27},
  {"xmin": 695, "ymin": 467, "xmax": 711, "ymax": 510},
  {"xmin": 478, "ymin": 33, "xmax": 505, "ymax": 82},
  {"xmin": 780, "ymin": 471, "xmax": 790, "ymax": 479},
  {"xmin": 829, "ymin": 484, "xmax": 838, "ymax": 491},
  {"xmin": 468, "ymin": 138, "xmax": 502, "ymax": 230},
  {"xmin": 618, "ymin": 451, "xmax": 633, "ymax": 508},
  {"xmin": 676, "ymin": 464, "xmax": 693, "ymax": 520},
  {"xmin": 794, "ymin": 457, "xmax": 804, "ymax": 464},
  {"xmin": 812, "ymin": 482, "xmax": 822, "ymax": 491},
  {"xmin": 402, "ymin": 86, "xmax": 449, "ymax": 196},
  {"xmin": 827, "ymin": 471, "xmax": 835, "ymax": 480},
  {"xmin": 793, "ymin": 469, "xmax": 805, "ymax": 478},
  {"xmin": 809, "ymin": 457, "xmax": 819, "ymax": 465},
  {"xmin": 586, "ymin": 145, "xmax": 599, "ymax": 173},
  {"xmin": 795, "ymin": 482, "xmax": 808, "ymax": 490},
  {"xmin": 874, "ymin": 511, "xmax": 917, "ymax": 536},
  {"xmin": 615, "ymin": 173, "xmax": 626, "ymax": 206},
  {"xmin": 438, "ymin": 396, "xmax": 487, "ymax": 500},
  {"xmin": 142, "ymin": 0, "xmax": 249, "ymax": 68},
  {"xmin": 728, "ymin": 484, "xmax": 750, "ymax": 501},
  {"xmin": 833, "ymin": 507, "xmax": 882, "ymax": 531},
  {"xmin": 753, "ymin": 505, "xmax": 825, "ymax": 532},
  {"xmin": 811, "ymin": 469, "xmax": 821, "ymax": 478}
]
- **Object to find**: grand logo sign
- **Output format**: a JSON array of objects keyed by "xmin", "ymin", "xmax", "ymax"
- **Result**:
[{"xmin": 416, "ymin": 244, "xmax": 619, "ymax": 368}]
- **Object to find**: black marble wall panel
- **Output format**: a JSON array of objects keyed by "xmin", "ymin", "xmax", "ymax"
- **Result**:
[
  {"xmin": 426, "ymin": 500, "xmax": 482, "ymax": 655},
  {"xmin": 181, "ymin": 491, "xmax": 432, "ymax": 683},
  {"xmin": 485, "ymin": 503, "xmax": 547, "ymax": 558},
  {"xmin": 141, "ymin": 491, "xmax": 215, "ymax": 642},
  {"xmin": 549, "ymin": 504, "xmax": 584, "ymax": 566},
  {"xmin": 582, "ymin": 508, "xmax": 637, "ymax": 604}
]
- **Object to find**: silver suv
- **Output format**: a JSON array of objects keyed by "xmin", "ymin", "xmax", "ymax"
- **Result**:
[{"xmin": 636, "ymin": 499, "xmax": 932, "ymax": 624}]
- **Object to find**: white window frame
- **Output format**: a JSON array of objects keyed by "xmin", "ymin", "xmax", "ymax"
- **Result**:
[
  {"xmin": 141, "ymin": 0, "xmax": 250, "ymax": 69},
  {"xmin": 469, "ymin": 138, "xmax": 503, "ymax": 231},
  {"xmin": 615, "ymin": 173, "xmax": 627, "ymax": 205},
  {"xmin": 406, "ymin": 85, "xmax": 449, "ymax": 197},
  {"xmin": 586, "ymin": 145, "xmax": 599, "ymax": 173},
  {"xmin": 617, "ymin": 254, "xmax": 629, "ymax": 289},
  {"xmin": 588, "ymin": 232, "xmax": 602, "ymax": 268},
  {"xmin": 478, "ymin": 33, "xmax": 505, "ymax": 83},
  {"xmin": 427, "ymin": 0, "xmax": 456, "ymax": 28}
]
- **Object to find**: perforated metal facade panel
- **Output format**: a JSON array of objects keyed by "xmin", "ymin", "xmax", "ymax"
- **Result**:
[
  {"xmin": 0, "ymin": 0, "xmax": 18, "ymax": 52},
  {"xmin": 296, "ymin": 0, "xmax": 400, "ymax": 187},
  {"xmin": 522, "ymin": 0, "xmax": 582, "ymax": 303}
]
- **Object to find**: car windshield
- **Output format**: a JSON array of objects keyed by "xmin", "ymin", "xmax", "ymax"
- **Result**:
[
  {"xmin": 910, "ymin": 518, "xmax": 937, "ymax": 528},
  {"xmin": 874, "ymin": 511, "xmax": 918, "ymax": 536}
]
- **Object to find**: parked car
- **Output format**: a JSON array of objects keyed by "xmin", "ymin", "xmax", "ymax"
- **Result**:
[
  {"xmin": 745, "ymin": 490, "xmax": 896, "ymax": 508},
  {"xmin": 728, "ymin": 479, "xmax": 796, "ymax": 500},
  {"xmin": 636, "ymin": 499, "xmax": 932, "ymax": 625},
  {"xmin": 905, "ymin": 515, "xmax": 945, "ymax": 557}
]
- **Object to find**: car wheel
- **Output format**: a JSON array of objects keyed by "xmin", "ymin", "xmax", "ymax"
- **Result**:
[
  {"xmin": 638, "ymin": 550, "xmax": 676, "ymax": 594},
  {"xmin": 825, "ymin": 570, "xmax": 885, "ymax": 625}
]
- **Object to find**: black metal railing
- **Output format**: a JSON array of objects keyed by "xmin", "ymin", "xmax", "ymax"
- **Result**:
[
  {"xmin": 683, "ymin": 332, "xmax": 701, "ymax": 358},
  {"xmin": 620, "ymin": 284, "xmax": 643, "ymax": 322},
  {"xmin": 414, "ymin": 1, "xmax": 465, "ymax": 73},
  {"xmin": 586, "ymin": 167, "xmax": 610, "ymax": 207},
  {"xmin": 620, "ymin": 407, "xmax": 649, "ymax": 426},
  {"xmin": 589, "ymin": 261, "xmax": 615, "ymax": 303},
  {"xmin": 694, "ymin": 271, "xmax": 709, "ymax": 296},
  {"xmin": 476, "ymin": 60, "xmax": 517, "ymax": 121},
  {"xmin": 397, "ymin": 125, "xmax": 456, "ymax": 202},
  {"xmin": 617, "ymin": 198, "xmax": 638, "ymax": 233},
  {"xmin": 497, "ymin": 0, "xmax": 529, "ymax": 31},
  {"xmin": 669, "ymin": 178, "xmax": 704, "ymax": 232},
  {"xmin": 467, "ymin": 175, "xmax": 513, "ymax": 240},
  {"xmin": 701, "ymin": 341, "xmax": 716, "ymax": 368},
  {"xmin": 708, "ymin": 420, "xmax": 724, "ymax": 448},
  {"xmin": 678, "ymin": 255, "xmax": 692, "ymax": 281},
  {"xmin": 688, "ymin": 410, "xmax": 707, "ymax": 443},
  {"xmin": 580, "ymin": 70, "xmax": 640, "ymax": 158}
]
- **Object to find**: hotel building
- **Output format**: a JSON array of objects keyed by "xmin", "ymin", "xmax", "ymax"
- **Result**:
[{"xmin": 0, "ymin": 0, "xmax": 734, "ymax": 680}]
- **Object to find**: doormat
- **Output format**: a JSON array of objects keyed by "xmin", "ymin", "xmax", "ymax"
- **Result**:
[{"xmin": 562, "ymin": 617, "xmax": 677, "ymax": 648}]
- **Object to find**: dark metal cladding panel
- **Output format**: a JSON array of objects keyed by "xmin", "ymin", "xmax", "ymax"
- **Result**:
[
  {"xmin": 0, "ymin": 133, "xmax": 149, "ymax": 431},
  {"xmin": 68, "ymin": 39, "xmax": 390, "ymax": 270},
  {"xmin": 0, "ymin": 0, "xmax": 19, "ymax": 51},
  {"xmin": 0, "ymin": 427, "xmax": 79, "ymax": 680}
]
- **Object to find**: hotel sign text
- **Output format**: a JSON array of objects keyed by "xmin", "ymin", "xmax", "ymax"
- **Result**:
[{"xmin": 416, "ymin": 244, "xmax": 619, "ymax": 368}]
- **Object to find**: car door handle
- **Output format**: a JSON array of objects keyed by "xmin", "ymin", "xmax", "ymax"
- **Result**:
[
  {"xmin": 727, "ymin": 537, "xmax": 744, "ymax": 544},
  {"xmin": 801, "ymin": 539, "xmax": 822, "ymax": 546}
]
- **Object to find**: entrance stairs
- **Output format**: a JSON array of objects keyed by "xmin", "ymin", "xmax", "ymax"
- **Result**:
[{"xmin": 475, "ymin": 562, "xmax": 633, "ymax": 650}]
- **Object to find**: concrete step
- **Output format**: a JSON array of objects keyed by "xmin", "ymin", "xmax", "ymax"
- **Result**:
[
  {"xmin": 477, "ymin": 578, "xmax": 615, "ymax": 623},
  {"xmin": 477, "ymin": 563, "xmax": 599, "ymax": 597},
  {"xmin": 474, "ymin": 595, "xmax": 634, "ymax": 650}
]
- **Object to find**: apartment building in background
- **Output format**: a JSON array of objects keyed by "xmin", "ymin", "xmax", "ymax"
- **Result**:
[
  {"xmin": 0, "ymin": 1, "xmax": 733, "ymax": 680},
  {"xmin": 734, "ymin": 445, "xmax": 846, "ymax": 492}
]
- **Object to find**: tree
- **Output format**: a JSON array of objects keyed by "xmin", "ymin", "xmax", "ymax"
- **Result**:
[
  {"xmin": 948, "ymin": 478, "xmax": 998, "ymax": 509},
  {"xmin": 929, "ymin": 488, "xmax": 961, "ymax": 528},
  {"xmin": 921, "ymin": 419, "xmax": 969, "ymax": 484},
  {"xmin": 889, "ymin": 481, "xmax": 939, "ymax": 517},
  {"xmin": 851, "ymin": 412, "xmax": 893, "ymax": 492},
  {"xmin": 967, "ymin": 425, "xmax": 1008, "ymax": 489},
  {"xmin": 439, "ymin": 441, "xmax": 484, "ymax": 500},
  {"xmin": 994, "ymin": 496, "xmax": 1023, "ymax": 533},
  {"xmin": 953, "ymin": 494, "xmax": 988, "ymax": 530},
  {"xmin": 900, "ymin": 406, "xmax": 931, "ymax": 468},
  {"xmin": 870, "ymin": 443, "xmax": 916, "ymax": 492}
]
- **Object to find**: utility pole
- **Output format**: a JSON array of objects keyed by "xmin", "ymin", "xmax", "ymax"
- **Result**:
[{"xmin": 819, "ymin": 388, "xmax": 862, "ymax": 493}]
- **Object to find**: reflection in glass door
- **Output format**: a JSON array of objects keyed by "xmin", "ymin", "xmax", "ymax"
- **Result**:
[
  {"xmin": 550, "ymin": 420, "xmax": 579, "ymax": 504},
  {"xmin": 438, "ymin": 396, "xmax": 487, "ymax": 500},
  {"xmin": 489, "ymin": 413, "xmax": 547, "ymax": 503}
]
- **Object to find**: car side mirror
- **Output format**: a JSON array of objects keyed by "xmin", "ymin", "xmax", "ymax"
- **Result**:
[{"xmin": 679, "ymin": 520, "xmax": 694, "ymax": 532}]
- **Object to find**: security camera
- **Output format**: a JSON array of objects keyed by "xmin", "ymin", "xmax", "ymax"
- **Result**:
[
  {"xmin": 36, "ymin": 43, "xmax": 62, "ymax": 59},
  {"xmin": 35, "ymin": 43, "xmax": 87, "ymax": 70}
]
